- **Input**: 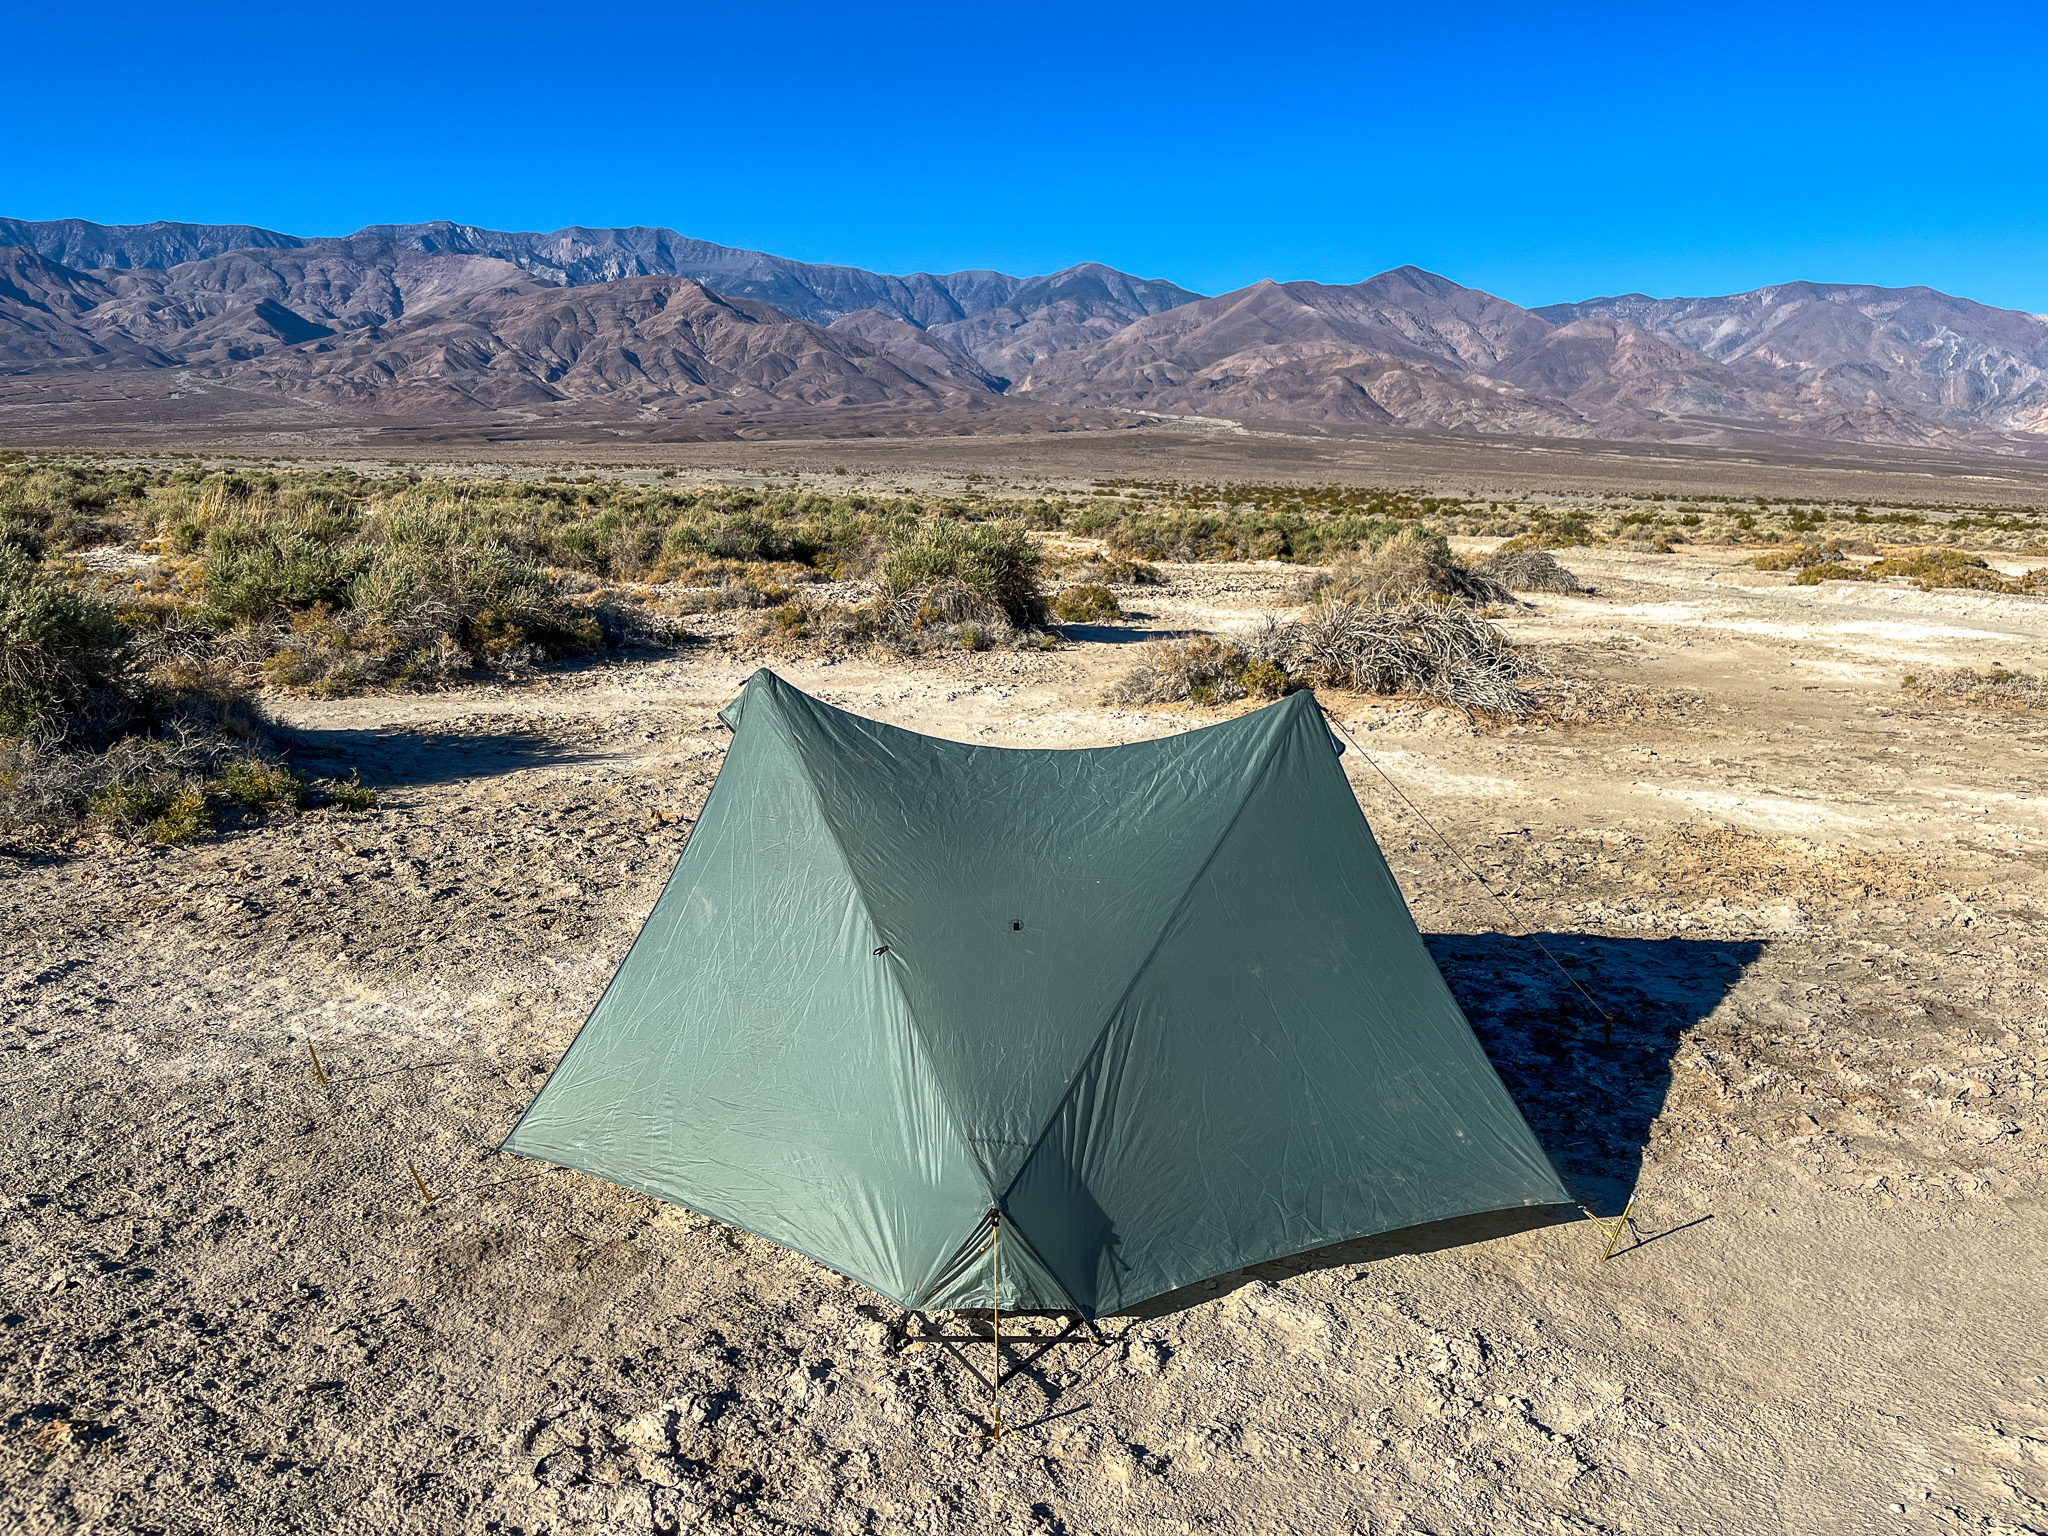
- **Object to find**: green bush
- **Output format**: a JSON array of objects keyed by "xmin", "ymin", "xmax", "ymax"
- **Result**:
[
  {"xmin": 314, "ymin": 774, "xmax": 378, "ymax": 811},
  {"xmin": 1052, "ymin": 583, "xmax": 1123, "ymax": 623},
  {"xmin": 219, "ymin": 758, "xmax": 300, "ymax": 811},
  {"xmin": 204, "ymin": 524, "xmax": 368, "ymax": 626},
  {"xmin": 880, "ymin": 520, "xmax": 1047, "ymax": 629},
  {"xmin": 88, "ymin": 779, "xmax": 211, "ymax": 844},
  {"xmin": 0, "ymin": 544, "xmax": 130, "ymax": 741}
]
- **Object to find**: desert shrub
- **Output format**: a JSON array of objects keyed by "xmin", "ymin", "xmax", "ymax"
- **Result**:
[
  {"xmin": 1105, "ymin": 636, "xmax": 1282, "ymax": 707},
  {"xmin": 1496, "ymin": 518, "xmax": 1597, "ymax": 551},
  {"xmin": 1284, "ymin": 599, "xmax": 1541, "ymax": 715},
  {"xmin": 1866, "ymin": 548, "xmax": 2045, "ymax": 592},
  {"xmin": 1477, "ymin": 548, "xmax": 1589, "ymax": 594},
  {"xmin": 1, "ymin": 465, "xmax": 119, "ymax": 548},
  {"xmin": 1052, "ymin": 583, "xmax": 1123, "ymax": 623},
  {"xmin": 220, "ymin": 757, "xmax": 301, "ymax": 811},
  {"xmin": 1749, "ymin": 544, "xmax": 1832, "ymax": 572},
  {"xmin": 90, "ymin": 777, "xmax": 207, "ymax": 842},
  {"xmin": 1788, "ymin": 562, "xmax": 1865, "ymax": 584},
  {"xmin": 203, "ymin": 524, "xmax": 369, "ymax": 626},
  {"xmin": 1317, "ymin": 526, "xmax": 1510, "ymax": 605},
  {"xmin": 880, "ymin": 520, "xmax": 1047, "ymax": 629},
  {"xmin": 1783, "ymin": 546, "xmax": 2047, "ymax": 593},
  {"xmin": 311, "ymin": 773, "xmax": 378, "ymax": 811},
  {"xmin": 5, "ymin": 725, "xmax": 210, "ymax": 844},
  {"xmin": 253, "ymin": 522, "xmax": 602, "ymax": 693},
  {"xmin": 0, "ymin": 544, "xmax": 131, "ymax": 742},
  {"xmin": 1904, "ymin": 667, "xmax": 2048, "ymax": 710}
]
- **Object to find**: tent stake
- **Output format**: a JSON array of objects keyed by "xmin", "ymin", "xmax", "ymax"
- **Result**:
[
  {"xmin": 304, "ymin": 1039, "xmax": 328, "ymax": 1088},
  {"xmin": 1600, "ymin": 1198, "xmax": 1635, "ymax": 1263}
]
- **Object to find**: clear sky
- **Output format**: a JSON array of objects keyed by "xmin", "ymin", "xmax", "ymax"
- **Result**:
[{"xmin": 6, "ymin": 0, "xmax": 2045, "ymax": 312}]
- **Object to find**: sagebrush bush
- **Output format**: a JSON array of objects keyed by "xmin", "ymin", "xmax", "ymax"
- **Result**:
[
  {"xmin": 204, "ymin": 524, "xmax": 369, "ymax": 627},
  {"xmin": 1052, "ymin": 583, "xmax": 1123, "ymax": 623},
  {"xmin": 220, "ymin": 758, "xmax": 300, "ymax": 811},
  {"xmin": 880, "ymin": 520, "xmax": 1047, "ymax": 629},
  {"xmin": 0, "ymin": 543, "xmax": 131, "ymax": 741}
]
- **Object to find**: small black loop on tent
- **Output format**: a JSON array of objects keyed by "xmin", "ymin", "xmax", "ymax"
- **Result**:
[
  {"xmin": 873, "ymin": 945, "xmax": 889, "ymax": 956},
  {"xmin": 1011, "ymin": 921, "xmax": 1022, "ymax": 931}
]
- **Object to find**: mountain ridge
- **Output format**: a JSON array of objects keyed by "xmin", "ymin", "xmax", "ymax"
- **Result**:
[{"xmin": 2, "ymin": 216, "xmax": 2044, "ymax": 451}]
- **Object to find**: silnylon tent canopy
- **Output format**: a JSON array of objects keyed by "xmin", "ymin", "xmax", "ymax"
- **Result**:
[{"xmin": 505, "ymin": 670, "xmax": 1568, "ymax": 1317}]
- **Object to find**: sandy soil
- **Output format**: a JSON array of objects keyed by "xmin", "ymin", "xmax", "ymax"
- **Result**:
[{"xmin": 4, "ymin": 544, "xmax": 2045, "ymax": 1535}]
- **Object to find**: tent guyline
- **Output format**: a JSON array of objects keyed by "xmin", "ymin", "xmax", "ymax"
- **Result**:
[
  {"xmin": 503, "ymin": 669, "xmax": 1571, "ymax": 1323},
  {"xmin": 1316, "ymin": 701, "xmax": 1623, "ymax": 1041}
]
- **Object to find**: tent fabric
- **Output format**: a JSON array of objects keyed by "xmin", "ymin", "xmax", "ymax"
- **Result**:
[{"xmin": 504, "ymin": 669, "xmax": 1569, "ymax": 1316}]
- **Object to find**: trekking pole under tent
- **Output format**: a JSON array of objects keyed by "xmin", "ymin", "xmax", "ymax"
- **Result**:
[{"xmin": 990, "ymin": 1211, "xmax": 1002, "ymax": 1443}]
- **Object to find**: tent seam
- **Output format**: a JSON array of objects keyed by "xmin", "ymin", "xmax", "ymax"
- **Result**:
[
  {"xmin": 997, "ymin": 694, "xmax": 1307, "ymax": 1210},
  {"xmin": 768, "ymin": 679, "xmax": 1001, "ymax": 1236}
]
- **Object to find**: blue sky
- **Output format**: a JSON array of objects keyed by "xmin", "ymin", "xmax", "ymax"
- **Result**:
[{"xmin": 6, "ymin": 0, "xmax": 2045, "ymax": 311}]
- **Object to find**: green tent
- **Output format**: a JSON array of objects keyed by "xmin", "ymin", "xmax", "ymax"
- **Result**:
[{"xmin": 505, "ymin": 669, "xmax": 1568, "ymax": 1317}]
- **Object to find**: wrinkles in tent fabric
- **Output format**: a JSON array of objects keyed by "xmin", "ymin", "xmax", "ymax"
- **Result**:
[{"xmin": 503, "ymin": 669, "xmax": 1570, "ymax": 1316}]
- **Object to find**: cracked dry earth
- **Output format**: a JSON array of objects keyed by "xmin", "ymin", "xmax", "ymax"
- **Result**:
[{"xmin": 4, "ymin": 543, "xmax": 2046, "ymax": 1536}]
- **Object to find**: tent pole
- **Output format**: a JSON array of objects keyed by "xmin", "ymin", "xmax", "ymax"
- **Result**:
[{"xmin": 990, "ymin": 1210, "xmax": 1002, "ymax": 1442}]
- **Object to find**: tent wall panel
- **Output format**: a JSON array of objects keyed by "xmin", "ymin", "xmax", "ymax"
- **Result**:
[{"xmin": 506, "ymin": 671, "xmax": 1570, "ymax": 1318}]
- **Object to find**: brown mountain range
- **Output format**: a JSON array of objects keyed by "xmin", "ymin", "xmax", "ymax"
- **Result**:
[{"xmin": 2, "ymin": 217, "xmax": 2045, "ymax": 451}]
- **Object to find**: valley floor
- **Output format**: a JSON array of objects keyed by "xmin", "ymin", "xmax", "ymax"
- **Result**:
[{"xmin": 3, "ymin": 543, "xmax": 2045, "ymax": 1535}]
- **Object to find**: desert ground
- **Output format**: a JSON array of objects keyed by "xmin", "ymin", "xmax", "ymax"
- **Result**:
[{"xmin": 4, "ymin": 533, "xmax": 2045, "ymax": 1535}]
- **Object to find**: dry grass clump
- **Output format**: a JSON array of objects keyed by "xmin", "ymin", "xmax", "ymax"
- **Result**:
[
  {"xmin": 1104, "ymin": 635, "xmax": 1290, "ymax": 707},
  {"xmin": 1475, "ymin": 547, "xmax": 1589, "ymax": 594},
  {"xmin": 1105, "ymin": 600, "xmax": 1542, "ymax": 716},
  {"xmin": 1314, "ymin": 526, "xmax": 1512, "ymax": 606},
  {"xmin": 1052, "ymin": 583, "xmax": 1124, "ymax": 623},
  {"xmin": 1285, "ymin": 599, "xmax": 1542, "ymax": 714},
  {"xmin": 1902, "ymin": 667, "xmax": 2048, "ymax": 711}
]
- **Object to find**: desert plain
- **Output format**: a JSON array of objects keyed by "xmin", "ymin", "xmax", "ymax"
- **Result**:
[{"xmin": 2, "ymin": 444, "xmax": 2045, "ymax": 1536}]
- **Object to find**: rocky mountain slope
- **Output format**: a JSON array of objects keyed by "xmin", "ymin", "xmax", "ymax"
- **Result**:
[
  {"xmin": 224, "ymin": 276, "xmax": 996, "ymax": 417},
  {"xmin": 1537, "ymin": 283, "xmax": 2048, "ymax": 438},
  {"xmin": 2, "ymin": 216, "xmax": 2046, "ymax": 449},
  {"xmin": 1012, "ymin": 267, "xmax": 2011, "ymax": 446}
]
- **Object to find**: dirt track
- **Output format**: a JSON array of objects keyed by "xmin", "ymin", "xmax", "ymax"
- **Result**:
[{"xmin": 4, "ymin": 543, "xmax": 2045, "ymax": 1535}]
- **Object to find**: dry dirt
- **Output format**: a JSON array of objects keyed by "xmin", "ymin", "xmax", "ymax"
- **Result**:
[{"xmin": 4, "ymin": 542, "xmax": 2045, "ymax": 1536}]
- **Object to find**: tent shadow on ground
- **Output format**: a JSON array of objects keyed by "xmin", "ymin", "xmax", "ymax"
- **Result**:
[
  {"xmin": 1112, "ymin": 929, "xmax": 1762, "ymax": 1325},
  {"xmin": 278, "ymin": 725, "xmax": 618, "ymax": 789}
]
